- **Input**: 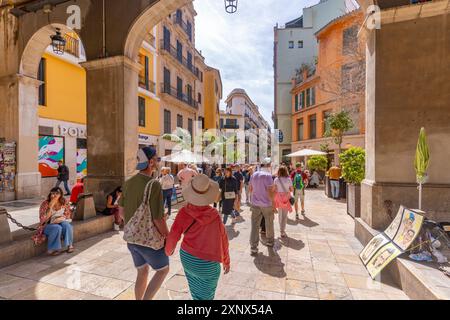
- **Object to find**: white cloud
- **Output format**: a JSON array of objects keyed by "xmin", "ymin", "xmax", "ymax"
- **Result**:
[{"xmin": 194, "ymin": 0, "xmax": 320, "ymax": 127}]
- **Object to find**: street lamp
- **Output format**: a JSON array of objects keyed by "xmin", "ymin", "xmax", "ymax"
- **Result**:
[
  {"xmin": 224, "ymin": 0, "xmax": 238, "ymax": 14},
  {"xmin": 50, "ymin": 28, "xmax": 66, "ymax": 55}
]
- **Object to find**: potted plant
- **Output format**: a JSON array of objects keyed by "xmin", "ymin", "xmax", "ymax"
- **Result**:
[
  {"xmin": 307, "ymin": 155, "xmax": 328, "ymax": 185},
  {"xmin": 339, "ymin": 147, "xmax": 365, "ymax": 218}
]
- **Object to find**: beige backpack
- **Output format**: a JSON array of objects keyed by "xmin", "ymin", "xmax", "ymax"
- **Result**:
[{"xmin": 123, "ymin": 180, "xmax": 165, "ymax": 250}]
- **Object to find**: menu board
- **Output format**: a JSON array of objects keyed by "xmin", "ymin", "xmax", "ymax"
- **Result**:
[{"xmin": 0, "ymin": 141, "xmax": 16, "ymax": 193}]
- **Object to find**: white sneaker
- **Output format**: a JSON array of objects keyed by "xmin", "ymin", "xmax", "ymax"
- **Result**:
[{"xmin": 113, "ymin": 223, "xmax": 120, "ymax": 231}]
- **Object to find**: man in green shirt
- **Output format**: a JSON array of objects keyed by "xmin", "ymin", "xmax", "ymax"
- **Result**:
[{"xmin": 118, "ymin": 146, "xmax": 169, "ymax": 300}]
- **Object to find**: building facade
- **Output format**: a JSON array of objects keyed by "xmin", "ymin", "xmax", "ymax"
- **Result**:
[
  {"xmin": 291, "ymin": 10, "xmax": 365, "ymax": 164},
  {"xmin": 273, "ymin": 0, "xmax": 350, "ymax": 163},
  {"xmin": 225, "ymin": 89, "xmax": 271, "ymax": 163},
  {"xmin": 33, "ymin": 2, "xmax": 221, "ymax": 196}
]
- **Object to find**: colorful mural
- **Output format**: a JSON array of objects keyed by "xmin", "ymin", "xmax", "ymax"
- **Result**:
[
  {"xmin": 77, "ymin": 148, "xmax": 87, "ymax": 180},
  {"xmin": 38, "ymin": 136, "xmax": 64, "ymax": 178}
]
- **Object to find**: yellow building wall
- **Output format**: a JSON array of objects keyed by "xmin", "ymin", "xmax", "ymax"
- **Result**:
[
  {"xmin": 138, "ymin": 94, "xmax": 160, "ymax": 136},
  {"xmin": 139, "ymin": 47, "xmax": 155, "ymax": 82},
  {"xmin": 38, "ymin": 53, "xmax": 86, "ymax": 124},
  {"xmin": 203, "ymin": 71, "xmax": 218, "ymax": 130}
]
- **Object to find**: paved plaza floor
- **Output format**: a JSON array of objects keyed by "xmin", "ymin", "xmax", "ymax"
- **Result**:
[{"xmin": 0, "ymin": 188, "xmax": 409, "ymax": 300}]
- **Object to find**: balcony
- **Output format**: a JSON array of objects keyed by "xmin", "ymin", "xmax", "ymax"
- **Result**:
[
  {"xmin": 160, "ymin": 83, "xmax": 198, "ymax": 109},
  {"xmin": 160, "ymin": 40, "xmax": 199, "ymax": 78},
  {"xmin": 64, "ymin": 34, "xmax": 79, "ymax": 58},
  {"xmin": 139, "ymin": 75, "xmax": 156, "ymax": 94},
  {"xmin": 173, "ymin": 16, "xmax": 192, "ymax": 41}
]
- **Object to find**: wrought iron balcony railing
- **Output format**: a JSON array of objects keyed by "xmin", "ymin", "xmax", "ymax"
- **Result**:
[
  {"xmin": 64, "ymin": 34, "xmax": 79, "ymax": 58},
  {"xmin": 160, "ymin": 39, "xmax": 199, "ymax": 78},
  {"xmin": 173, "ymin": 16, "xmax": 193, "ymax": 41},
  {"xmin": 160, "ymin": 83, "xmax": 198, "ymax": 109},
  {"xmin": 139, "ymin": 75, "xmax": 156, "ymax": 94}
]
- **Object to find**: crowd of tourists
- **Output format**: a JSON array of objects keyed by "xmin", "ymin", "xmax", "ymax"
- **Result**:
[{"xmin": 32, "ymin": 145, "xmax": 343, "ymax": 301}]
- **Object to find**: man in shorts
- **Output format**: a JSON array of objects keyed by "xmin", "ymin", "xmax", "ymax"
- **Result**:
[
  {"xmin": 119, "ymin": 146, "xmax": 169, "ymax": 300},
  {"xmin": 290, "ymin": 162, "xmax": 309, "ymax": 219}
]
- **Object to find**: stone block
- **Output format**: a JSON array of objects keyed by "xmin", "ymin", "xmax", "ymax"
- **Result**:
[
  {"xmin": 0, "ymin": 208, "xmax": 12, "ymax": 244},
  {"xmin": 74, "ymin": 194, "xmax": 97, "ymax": 221}
]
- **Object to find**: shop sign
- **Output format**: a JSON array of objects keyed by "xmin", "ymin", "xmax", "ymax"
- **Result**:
[{"xmin": 59, "ymin": 125, "xmax": 86, "ymax": 138}]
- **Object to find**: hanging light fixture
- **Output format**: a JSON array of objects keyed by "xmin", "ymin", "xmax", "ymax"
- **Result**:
[
  {"xmin": 50, "ymin": 28, "xmax": 66, "ymax": 55},
  {"xmin": 224, "ymin": 0, "xmax": 238, "ymax": 14}
]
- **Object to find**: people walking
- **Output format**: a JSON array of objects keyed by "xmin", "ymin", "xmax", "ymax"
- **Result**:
[
  {"xmin": 233, "ymin": 164, "xmax": 244, "ymax": 213},
  {"xmin": 55, "ymin": 160, "xmax": 71, "ymax": 196},
  {"xmin": 103, "ymin": 186, "xmax": 123, "ymax": 231},
  {"xmin": 213, "ymin": 168, "xmax": 223, "ymax": 210},
  {"xmin": 218, "ymin": 168, "xmax": 239, "ymax": 225},
  {"xmin": 165, "ymin": 174, "xmax": 230, "ymax": 300},
  {"xmin": 177, "ymin": 162, "xmax": 198, "ymax": 189},
  {"xmin": 249, "ymin": 158, "xmax": 276, "ymax": 254},
  {"xmin": 273, "ymin": 166, "xmax": 294, "ymax": 238},
  {"xmin": 290, "ymin": 162, "xmax": 309, "ymax": 219},
  {"xmin": 33, "ymin": 187, "xmax": 74, "ymax": 255},
  {"xmin": 243, "ymin": 166, "xmax": 254, "ymax": 204},
  {"xmin": 328, "ymin": 162, "xmax": 342, "ymax": 200},
  {"xmin": 160, "ymin": 167, "xmax": 175, "ymax": 216},
  {"xmin": 119, "ymin": 146, "xmax": 170, "ymax": 300}
]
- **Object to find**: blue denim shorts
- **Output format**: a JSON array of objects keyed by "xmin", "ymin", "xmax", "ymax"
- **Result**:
[{"xmin": 127, "ymin": 243, "xmax": 169, "ymax": 271}]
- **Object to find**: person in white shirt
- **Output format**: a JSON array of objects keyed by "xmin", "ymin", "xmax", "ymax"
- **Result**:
[{"xmin": 160, "ymin": 167, "xmax": 175, "ymax": 216}]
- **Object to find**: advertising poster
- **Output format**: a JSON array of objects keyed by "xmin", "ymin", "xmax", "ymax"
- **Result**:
[
  {"xmin": 0, "ymin": 142, "xmax": 16, "ymax": 193},
  {"xmin": 360, "ymin": 233, "xmax": 390, "ymax": 265},
  {"xmin": 77, "ymin": 148, "xmax": 87, "ymax": 180},
  {"xmin": 38, "ymin": 136, "xmax": 64, "ymax": 178},
  {"xmin": 360, "ymin": 206, "xmax": 425, "ymax": 279},
  {"xmin": 393, "ymin": 209, "xmax": 424, "ymax": 251},
  {"xmin": 366, "ymin": 242, "xmax": 403, "ymax": 279}
]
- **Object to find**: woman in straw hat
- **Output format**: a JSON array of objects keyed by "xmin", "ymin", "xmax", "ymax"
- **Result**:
[{"xmin": 165, "ymin": 174, "xmax": 230, "ymax": 300}]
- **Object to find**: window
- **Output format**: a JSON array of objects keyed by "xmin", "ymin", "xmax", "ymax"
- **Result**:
[
  {"xmin": 198, "ymin": 92, "xmax": 202, "ymax": 104},
  {"xmin": 306, "ymin": 88, "xmax": 311, "ymax": 107},
  {"xmin": 187, "ymin": 21, "xmax": 192, "ymax": 42},
  {"xmin": 298, "ymin": 41, "xmax": 303, "ymax": 48},
  {"xmin": 188, "ymin": 118, "xmax": 193, "ymax": 137},
  {"xmin": 288, "ymin": 41, "xmax": 294, "ymax": 49},
  {"xmin": 138, "ymin": 97, "xmax": 146, "ymax": 127},
  {"xmin": 299, "ymin": 91, "xmax": 305, "ymax": 109},
  {"xmin": 309, "ymin": 114, "xmax": 317, "ymax": 139},
  {"xmin": 323, "ymin": 110, "xmax": 332, "ymax": 134},
  {"xmin": 294, "ymin": 94, "xmax": 299, "ymax": 112},
  {"xmin": 176, "ymin": 9, "xmax": 182, "ymax": 22},
  {"xmin": 187, "ymin": 84, "xmax": 193, "ymax": 104},
  {"xmin": 163, "ymin": 67, "xmax": 171, "ymax": 93},
  {"xmin": 343, "ymin": 25, "xmax": 358, "ymax": 56},
  {"xmin": 177, "ymin": 77, "xmax": 183, "ymax": 99},
  {"xmin": 311, "ymin": 87, "xmax": 316, "ymax": 106},
  {"xmin": 163, "ymin": 27, "xmax": 171, "ymax": 50},
  {"xmin": 76, "ymin": 138, "xmax": 87, "ymax": 149},
  {"xmin": 176, "ymin": 40, "xmax": 183, "ymax": 62},
  {"xmin": 297, "ymin": 118, "xmax": 304, "ymax": 141},
  {"xmin": 38, "ymin": 58, "xmax": 46, "ymax": 106},
  {"xmin": 164, "ymin": 109, "xmax": 171, "ymax": 134},
  {"xmin": 177, "ymin": 114, "xmax": 183, "ymax": 128},
  {"xmin": 187, "ymin": 51, "xmax": 192, "ymax": 70}
]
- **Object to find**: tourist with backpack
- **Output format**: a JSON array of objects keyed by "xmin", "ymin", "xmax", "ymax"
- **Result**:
[
  {"xmin": 290, "ymin": 162, "xmax": 309, "ymax": 219},
  {"xmin": 119, "ymin": 146, "xmax": 169, "ymax": 300}
]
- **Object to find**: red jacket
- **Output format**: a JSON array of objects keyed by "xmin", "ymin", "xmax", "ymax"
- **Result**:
[{"xmin": 165, "ymin": 204, "xmax": 230, "ymax": 267}]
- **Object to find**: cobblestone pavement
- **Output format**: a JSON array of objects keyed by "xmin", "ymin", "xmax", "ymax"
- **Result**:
[{"xmin": 0, "ymin": 188, "xmax": 409, "ymax": 300}]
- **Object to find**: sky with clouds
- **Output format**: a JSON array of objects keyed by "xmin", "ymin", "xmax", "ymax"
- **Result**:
[{"xmin": 193, "ymin": 0, "xmax": 323, "ymax": 128}]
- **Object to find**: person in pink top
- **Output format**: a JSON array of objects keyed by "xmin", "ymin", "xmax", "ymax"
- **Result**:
[
  {"xmin": 273, "ymin": 166, "xmax": 294, "ymax": 238},
  {"xmin": 177, "ymin": 162, "xmax": 198, "ymax": 188}
]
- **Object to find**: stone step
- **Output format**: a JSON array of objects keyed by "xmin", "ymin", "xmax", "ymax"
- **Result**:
[
  {"xmin": 355, "ymin": 217, "xmax": 450, "ymax": 300},
  {"xmin": 0, "ymin": 215, "xmax": 114, "ymax": 269}
]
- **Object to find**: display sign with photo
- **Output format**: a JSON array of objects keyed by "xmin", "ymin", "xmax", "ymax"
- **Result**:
[
  {"xmin": 0, "ymin": 142, "xmax": 16, "ymax": 193},
  {"xmin": 76, "ymin": 148, "xmax": 87, "ymax": 180},
  {"xmin": 38, "ymin": 136, "xmax": 65, "ymax": 178},
  {"xmin": 360, "ymin": 206, "xmax": 425, "ymax": 279}
]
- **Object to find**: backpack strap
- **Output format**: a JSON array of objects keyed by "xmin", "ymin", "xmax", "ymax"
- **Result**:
[{"xmin": 184, "ymin": 219, "xmax": 196, "ymax": 235}]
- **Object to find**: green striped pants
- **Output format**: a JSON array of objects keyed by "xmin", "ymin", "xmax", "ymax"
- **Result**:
[{"xmin": 180, "ymin": 249, "xmax": 221, "ymax": 300}]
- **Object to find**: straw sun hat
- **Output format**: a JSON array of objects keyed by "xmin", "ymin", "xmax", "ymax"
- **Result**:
[{"xmin": 182, "ymin": 174, "xmax": 220, "ymax": 206}]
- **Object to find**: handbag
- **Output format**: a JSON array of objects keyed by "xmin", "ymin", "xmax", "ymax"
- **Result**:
[
  {"xmin": 123, "ymin": 180, "xmax": 165, "ymax": 250},
  {"xmin": 224, "ymin": 179, "xmax": 236, "ymax": 200},
  {"xmin": 280, "ymin": 178, "xmax": 295, "ymax": 206}
]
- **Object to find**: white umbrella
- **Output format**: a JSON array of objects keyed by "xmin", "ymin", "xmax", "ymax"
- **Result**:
[
  {"xmin": 161, "ymin": 149, "xmax": 209, "ymax": 164},
  {"xmin": 286, "ymin": 149, "xmax": 327, "ymax": 157}
]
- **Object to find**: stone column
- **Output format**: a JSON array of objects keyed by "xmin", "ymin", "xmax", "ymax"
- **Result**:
[
  {"xmin": 0, "ymin": 74, "xmax": 42, "ymax": 200},
  {"xmin": 82, "ymin": 56, "xmax": 141, "ymax": 208},
  {"xmin": 361, "ymin": 7, "xmax": 450, "ymax": 230}
]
